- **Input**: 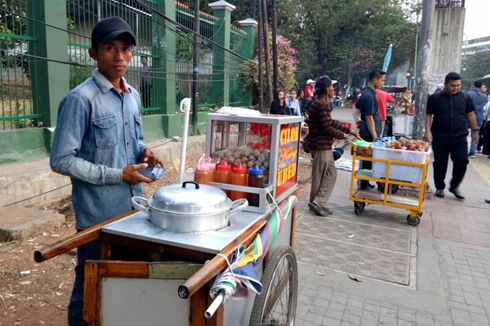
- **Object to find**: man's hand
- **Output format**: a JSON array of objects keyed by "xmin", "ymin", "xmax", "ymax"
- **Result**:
[
  {"xmin": 472, "ymin": 130, "xmax": 479, "ymax": 145},
  {"xmin": 423, "ymin": 130, "xmax": 432, "ymax": 142},
  {"xmin": 140, "ymin": 147, "xmax": 164, "ymax": 168},
  {"xmin": 122, "ymin": 163, "xmax": 155, "ymax": 185}
]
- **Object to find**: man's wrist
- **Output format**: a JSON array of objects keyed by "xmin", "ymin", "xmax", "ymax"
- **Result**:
[{"xmin": 472, "ymin": 128, "xmax": 480, "ymax": 131}]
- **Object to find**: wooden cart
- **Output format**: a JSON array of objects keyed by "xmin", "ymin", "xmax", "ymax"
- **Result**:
[{"xmin": 35, "ymin": 199, "xmax": 298, "ymax": 326}]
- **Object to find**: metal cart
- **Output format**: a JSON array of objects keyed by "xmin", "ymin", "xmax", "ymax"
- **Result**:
[{"xmin": 348, "ymin": 143, "xmax": 430, "ymax": 226}]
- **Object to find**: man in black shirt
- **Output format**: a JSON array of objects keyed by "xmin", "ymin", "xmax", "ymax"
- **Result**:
[
  {"xmin": 425, "ymin": 72, "xmax": 480, "ymax": 199},
  {"xmin": 356, "ymin": 69, "xmax": 385, "ymax": 190}
]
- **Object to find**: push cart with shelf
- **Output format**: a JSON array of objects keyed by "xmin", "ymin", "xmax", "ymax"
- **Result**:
[
  {"xmin": 34, "ymin": 111, "xmax": 302, "ymax": 326},
  {"xmin": 348, "ymin": 142, "xmax": 430, "ymax": 226}
]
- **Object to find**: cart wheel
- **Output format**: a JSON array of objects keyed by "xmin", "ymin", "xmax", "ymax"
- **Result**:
[
  {"xmin": 354, "ymin": 202, "xmax": 365, "ymax": 216},
  {"xmin": 407, "ymin": 215, "xmax": 420, "ymax": 226},
  {"xmin": 249, "ymin": 246, "xmax": 298, "ymax": 326}
]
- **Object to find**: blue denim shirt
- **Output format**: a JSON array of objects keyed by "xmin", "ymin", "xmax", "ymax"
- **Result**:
[{"xmin": 50, "ymin": 69, "xmax": 146, "ymax": 230}]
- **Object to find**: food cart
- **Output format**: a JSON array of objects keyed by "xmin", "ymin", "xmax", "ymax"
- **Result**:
[
  {"xmin": 35, "ymin": 111, "xmax": 302, "ymax": 326},
  {"xmin": 349, "ymin": 140, "xmax": 430, "ymax": 226},
  {"xmin": 384, "ymin": 86, "xmax": 414, "ymax": 138}
]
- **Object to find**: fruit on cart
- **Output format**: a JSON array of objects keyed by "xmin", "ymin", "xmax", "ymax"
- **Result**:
[{"xmin": 387, "ymin": 139, "xmax": 429, "ymax": 152}]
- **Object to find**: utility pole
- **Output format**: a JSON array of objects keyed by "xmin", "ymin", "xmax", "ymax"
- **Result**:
[
  {"xmin": 413, "ymin": 0, "xmax": 435, "ymax": 139},
  {"xmin": 271, "ymin": 0, "xmax": 279, "ymax": 95},
  {"xmin": 192, "ymin": 0, "xmax": 200, "ymax": 134},
  {"xmin": 412, "ymin": 0, "xmax": 421, "ymax": 90},
  {"xmin": 261, "ymin": 0, "xmax": 273, "ymax": 104},
  {"xmin": 257, "ymin": 0, "xmax": 264, "ymax": 111}
]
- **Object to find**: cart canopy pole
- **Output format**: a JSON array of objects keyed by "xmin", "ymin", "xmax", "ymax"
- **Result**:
[{"xmin": 179, "ymin": 98, "xmax": 191, "ymax": 183}]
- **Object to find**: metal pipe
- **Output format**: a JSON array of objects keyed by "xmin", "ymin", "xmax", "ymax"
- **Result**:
[
  {"xmin": 192, "ymin": 0, "xmax": 200, "ymax": 133},
  {"xmin": 204, "ymin": 292, "xmax": 225, "ymax": 319}
]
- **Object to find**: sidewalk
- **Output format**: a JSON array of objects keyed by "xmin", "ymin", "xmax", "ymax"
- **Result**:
[{"xmin": 294, "ymin": 132, "xmax": 490, "ymax": 325}]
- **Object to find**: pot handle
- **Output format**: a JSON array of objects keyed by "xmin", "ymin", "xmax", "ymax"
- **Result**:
[
  {"xmin": 182, "ymin": 181, "xmax": 199, "ymax": 189},
  {"xmin": 131, "ymin": 196, "xmax": 149, "ymax": 214},
  {"xmin": 229, "ymin": 198, "xmax": 248, "ymax": 215}
]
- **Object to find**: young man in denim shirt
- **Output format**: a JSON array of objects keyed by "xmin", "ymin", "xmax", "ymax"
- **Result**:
[{"xmin": 50, "ymin": 17, "xmax": 163, "ymax": 326}]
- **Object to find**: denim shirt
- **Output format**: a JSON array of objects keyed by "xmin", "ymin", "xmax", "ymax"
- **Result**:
[{"xmin": 50, "ymin": 69, "xmax": 146, "ymax": 230}]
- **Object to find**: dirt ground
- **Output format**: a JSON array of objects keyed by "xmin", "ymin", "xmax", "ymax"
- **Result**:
[{"xmin": 0, "ymin": 152, "xmax": 313, "ymax": 326}]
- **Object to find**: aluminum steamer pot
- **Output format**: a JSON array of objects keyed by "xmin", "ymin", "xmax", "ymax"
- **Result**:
[{"xmin": 131, "ymin": 181, "xmax": 248, "ymax": 233}]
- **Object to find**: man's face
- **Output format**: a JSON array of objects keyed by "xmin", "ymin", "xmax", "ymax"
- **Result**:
[
  {"xmin": 290, "ymin": 90, "xmax": 297, "ymax": 99},
  {"xmin": 327, "ymin": 85, "xmax": 335, "ymax": 98},
  {"xmin": 373, "ymin": 76, "xmax": 385, "ymax": 90},
  {"xmin": 445, "ymin": 79, "xmax": 461, "ymax": 95},
  {"xmin": 89, "ymin": 39, "xmax": 133, "ymax": 84},
  {"xmin": 481, "ymin": 85, "xmax": 487, "ymax": 93},
  {"xmin": 141, "ymin": 57, "xmax": 148, "ymax": 66}
]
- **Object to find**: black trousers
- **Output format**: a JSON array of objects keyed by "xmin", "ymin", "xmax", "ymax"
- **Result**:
[
  {"xmin": 141, "ymin": 83, "xmax": 152, "ymax": 108},
  {"xmin": 432, "ymin": 135, "xmax": 468, "ymax": 191},
  {"xmin": 360, "ymin": 134, "xmax": 374, "ymax": 190}
]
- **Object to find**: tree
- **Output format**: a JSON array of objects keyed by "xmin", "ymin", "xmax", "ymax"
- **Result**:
[
  {"xmin": 242, "ymin": 33, "xmax": 299, "ymax": 110},
  {"xmin": 461, "ymin": 51, "xmax": 490, "ymax": 88},
  {"xmin": 276, "ymin": 0, "xmax": 416, "ymax": 88}
]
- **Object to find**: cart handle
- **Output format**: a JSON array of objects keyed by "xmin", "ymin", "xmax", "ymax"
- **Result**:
[
  {"xmin": 177, "ymin": 218, "xmax": 268, "ymax": 299},
  {"xmin": 34, "ymin": 210, "xmax": 137, "ymax": 263}
]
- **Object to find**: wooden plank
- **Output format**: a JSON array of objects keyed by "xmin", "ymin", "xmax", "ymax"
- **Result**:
[
  {"xmin": 190, "ymin": 287, "xmax": 207, "ymax": 326},
  {"xmin": 102, "ymin": 233, "xmax": 215, "ymax": 262},
  {"xmin": 95, "ymin": 261, "xmax": 150, "ymax": 278},
  {"xmin": 34, "ymin": 210, "xmax": 137, "ymax": 262},
  {"xmin": 83, "ymin": 261, "xmax": 99, "ymax": 325}
]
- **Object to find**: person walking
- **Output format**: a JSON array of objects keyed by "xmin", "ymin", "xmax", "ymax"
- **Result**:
[
  {"xmin": 305, "ymin": 75, "xmax": 354, "ymax": 216},
  {"xmin": 356, "ymin": 69, "xmax": 385, "ymax": 190},
  {"xmin": 467, "ymin": 80, "xmax": 487, "ymax": 157},
  {"xmin": 270, "ymin": 90, "xmax": 288, "ymax": 114},
  {"xmin": 482, "ymin": 101, "xmax": 490, "ymax": 158},
  {"xmin": 376, "ymin": 89, "xmax": 396, "ymax": 136},
  {"xmin": 49, "ymin": 17, "xmax": 164, "ymax": 325},
  {"xmin": 140, "ymin": 55, "xmax": 152, "ymax": 108},
  {"xmin": 424, "ymin": 72, "xmax": 479, "ymax": 200}
]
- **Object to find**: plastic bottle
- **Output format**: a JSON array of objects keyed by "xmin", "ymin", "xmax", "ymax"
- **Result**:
[
  {"xmin": 215, "ymin": 160, "xmax": 232, "ymax": 195},
  {"xmin": 248, "ymin": 164, "xmax": 264, "ymax": 207},
  {"xmin": 230, "ymin": 163, "xmax": 248, "ymax": 201},
  {"xmin": 194, "ymin": 155, "xmax": 215, "ymax": 185}
]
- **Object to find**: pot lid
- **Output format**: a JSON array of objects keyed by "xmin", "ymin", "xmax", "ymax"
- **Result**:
[{"xmin": 150, "ymin": 181, "xmax": 229, "ymax": 214}]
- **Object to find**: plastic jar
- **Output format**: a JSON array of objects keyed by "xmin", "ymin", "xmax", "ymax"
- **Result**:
[
  {"xmin": 230, "ymin": 163, "xmax": 248, "ymax": 201},
  {"xmin": 215, "ymin": 160, "xmax": 232, "ymax": 195},
  {"xmin": 194, "ymin": 160, "xmax": 216, "ymax": 184},
  {"xmin": 248, "ymin": 164, "xmax": 264, "ymax": 207}
]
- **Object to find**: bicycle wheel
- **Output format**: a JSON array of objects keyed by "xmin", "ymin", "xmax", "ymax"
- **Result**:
[{"xmin": 249, "ymin": 246, "xmax": 298, "ymax": 326}]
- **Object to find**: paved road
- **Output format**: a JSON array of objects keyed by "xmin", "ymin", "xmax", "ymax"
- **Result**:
[{"xmin": 294, "ymin": 108, "xmax": 490, "ymax": 325}]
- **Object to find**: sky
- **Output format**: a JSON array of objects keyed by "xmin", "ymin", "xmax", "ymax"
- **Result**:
[{"xmin": 463, "ymin": 0, "xmax": 490, "ymax": 40}]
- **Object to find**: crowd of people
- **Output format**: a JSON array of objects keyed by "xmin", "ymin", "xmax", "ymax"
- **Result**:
[{"xmin": 275, "ymin": 70, "xmax": 490, "ymax": 216}]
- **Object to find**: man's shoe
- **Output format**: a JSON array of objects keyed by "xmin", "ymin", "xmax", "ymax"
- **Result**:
[
  {"xmin": 449, "ymin": 187, "xmax": 465, "ymax": 200},
  {"xmin": 469, "ymin": 154, "xmax": 476, "ymax": 158},
  {"xmin": 485, "ymin": 199, "xmax": 490, "ymax": 204},
  {"xmin": 434, "ymin": 189, "xmax": 445, "ymax": 198},
  {"xmin": 321, "ymin": 206, "xmax": 333, "ymax": 215},
  {"xmin": 308, "ymin": 202, "xmax": 328, "ymax": 217}
]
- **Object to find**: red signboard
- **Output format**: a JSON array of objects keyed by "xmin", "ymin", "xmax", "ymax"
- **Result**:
[{"xmin": 276, "ymin": 123, "xmax": 300, "ymax": 197}]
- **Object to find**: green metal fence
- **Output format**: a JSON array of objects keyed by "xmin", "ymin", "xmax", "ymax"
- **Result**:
[
  {"xmin": 0, "ymin": 0, "xmax": 37, "ymax": 130},
  {"xmin": 0, "ymin": 0, "xmax": 255, "ymax": 136}
]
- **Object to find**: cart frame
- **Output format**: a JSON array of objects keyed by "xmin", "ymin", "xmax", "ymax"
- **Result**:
[{"xmin": 348, "ymin": 143, "xmax": 430, "ymax": 226}]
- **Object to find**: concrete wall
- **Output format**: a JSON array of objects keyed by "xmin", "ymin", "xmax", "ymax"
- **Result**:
[
  {"xmin": 427, "ymin": 8, "xmax": 466, "ymax": 93},
  {"xmin": 0, "ymin": 136, "xmax": 206, "ymax": 207}
]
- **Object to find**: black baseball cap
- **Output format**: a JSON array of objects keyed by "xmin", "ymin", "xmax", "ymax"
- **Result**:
[{"xmin": 91, "ymin": 16, "xmax": 136, "ymax": 49}]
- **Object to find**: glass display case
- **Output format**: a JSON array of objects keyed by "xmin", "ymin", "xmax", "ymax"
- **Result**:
[{"xmin": 205, "ymin": 113, "xmax": 302, "ymax": 212}]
